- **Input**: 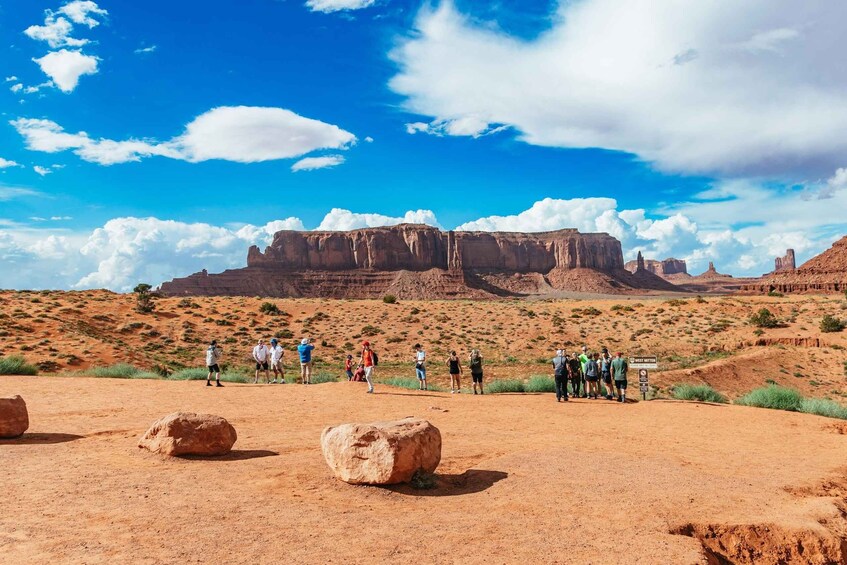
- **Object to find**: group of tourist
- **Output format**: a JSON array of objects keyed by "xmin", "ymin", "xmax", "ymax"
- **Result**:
[
  {"xmin": 551, "ymin": 346, "xmax": 629, "ymax": 403},
  {"xmin": 202, "ymin": 338, "xmax": 627, "ymax": 402}
]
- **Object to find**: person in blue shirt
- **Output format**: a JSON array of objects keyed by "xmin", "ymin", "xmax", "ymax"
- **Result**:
[{"xmin": 297, "ymin": 338, "xmax": 315, "ymax": 385}]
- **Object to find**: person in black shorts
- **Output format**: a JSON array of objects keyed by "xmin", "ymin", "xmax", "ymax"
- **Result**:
[
  {"xmin": 469, "ymin": 349, "xmax": 484, "ymax": 394},
  {"xmin": 205, "ymin": 340, "xmax": 223, "ymax": 387},
  {"xmin": 567, "ymin": 353, "xmax": 582, "ymax": 398},
  {"xmin": 600, "ymin": 348, "xmax": 615, "ymax": 400},
  {"xmin": 447, "ymin": 350, "xmax": 462, "ymax": 393}
]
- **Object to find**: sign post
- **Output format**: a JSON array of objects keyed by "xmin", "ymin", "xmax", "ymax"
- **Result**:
[
  {"xmin": 629, "ymin": 356, "xmax": 658, "ymax": 401},
  {"xmin": 638, "ymin": 369, "xmax": 649, "ymax": 400}
]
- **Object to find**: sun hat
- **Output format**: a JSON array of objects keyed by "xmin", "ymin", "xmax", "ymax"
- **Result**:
[
  {"xmin": 301, "ymin": 338, "xmax": 309, "ymax": 345},
  {"xmin": 362, "ymin": 340, "xmax": 370, "ymax": 347}
]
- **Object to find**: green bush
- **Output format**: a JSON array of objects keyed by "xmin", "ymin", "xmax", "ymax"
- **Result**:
[
  {"xmin": 749, "ymin": 308, "xmax": 779, "ymax": 328},
  {"xmin": 89, "ymin": 364, "xmax": 160, "ymax": 379},
  {"xmin": 310, "ymin": 372, "xmax": 338, "ymax": 384},
  {"xmin": 379, "ymin": 377, "xmax": 444, "ymax": 392},
  {"xmin": 735, "ymin": 385, "xmax": 803, "ymax": 411},
  {"xmin": 485, "ymin": 379, "xmax": 526, "ymax": 394},
  {"xmin": 799, "ymin": 398, "xmax": 847, "ymax": 420},
  {"xmin": 382, "ymin": 294, "xmax": 397, "ymax": 304},
  {"xmin": 671, "ymin": 383, "xmax": 727, "ymax": 403},
  {"xmin": 170, "ymin": 367, "xmax": 248, "ymax": 383},
  {"xmin": 525, "ymin": 375, "xmax": 556, "ymax": 393},
  {"xmin": 0, "ymin": 355, "xmax": 38, "ymax": 375},
  {"xmin": 259, "ymin": 302, "xmax": 281, "ymax": 315},
  {"xmin": 820, "ymin": 315, "xmax": 845, "ymax": 333}
]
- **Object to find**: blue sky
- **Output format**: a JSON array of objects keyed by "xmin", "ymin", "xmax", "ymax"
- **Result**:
[{"xmin": 1, "ymin": 0, "xmax": 846, "ymax": 290}]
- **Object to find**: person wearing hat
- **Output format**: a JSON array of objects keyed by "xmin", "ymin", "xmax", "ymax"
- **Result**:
[
  {"xmin": 205, "ymin": 339, "xmax": 223, "ymax": 387},
  {"xmin": 359, "ymin": 341, "xmax": 375, "ymax": 393},
  {"xmin": 270, "ymin": 338, "xmax": 285, "ymax": 384},
  {"xmin": 297, "ymin": 337, "xmax": 315, "ymax": 384},
  {"xmin": 252, "ymin": 339, "xmax": 270, "ymax": 384}
]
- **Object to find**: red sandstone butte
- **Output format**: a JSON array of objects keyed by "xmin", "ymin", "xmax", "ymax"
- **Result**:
[{"xmin": 744, "ymin": 236, "xmax": 847, "ymax": 294}]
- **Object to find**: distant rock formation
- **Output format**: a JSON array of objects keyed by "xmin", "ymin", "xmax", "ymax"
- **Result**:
[
  {"xmin": 160, "ymin": 224, "xmax": 680, "ymax": 299},
  {"xmin": 743, "ymin": 236, "xmax": 847, "ymax": 294},
  {"xmin": 773, "ymin": 249, "xmax": 796, "ymax": 272},
  {"xmin": 624, "ymin": 256, "xmax": 688, "ymax": 278}
]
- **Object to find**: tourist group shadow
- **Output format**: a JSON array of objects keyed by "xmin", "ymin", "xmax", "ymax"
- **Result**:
[
  {"xmin": 180, "ymin": 449, "xmax": 279, "ymax": 462},
  {"xmin": 0, "ymin": 432, "xmax": 84, "ymax": 445},
  {"xmin": 389, "ymin": 469, "xmax": 508, "ymax": 497}
]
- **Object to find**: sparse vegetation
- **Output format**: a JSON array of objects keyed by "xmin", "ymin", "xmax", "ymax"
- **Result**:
[
  {"xmin": 382, "ymin": 294, "xmax": 397, "ymax": 304},
  {"xmin": 819, "ymin": 315, "xmax": 845, "ymax": 333},
  {"xmin": 378, "ymin": 377, "xmax": 444, "ymax": 392},
  {"xmin": 133, "ymin": 283, "xmax": 155, "ymax": 313},
  {"xmin": 310, "ymin": 372, "xmax": 338, "ymax": 384},
  {"xmin": 169, "ymin": 367, "xmax": 248, "ymax": 383},
  {"xmin": 525, "ymin": 375, "xmax": 556, "ymax": 393},
  {"xmin": 749, "ymin": 308, "xmax": 779, "ymax": 328},
  {"xmin": 485, "ymin": 379, "xmax": 526, "ymax": 394},
  {"xmin": 0, "ymin": 355, "xmax": 38, "ymax": 375},
  {"xmin": 735, "ymin": 385, "xmax": 803, "ymax": 411},
  {"xmin": 671, "ymin": 383, "xmax": 727, "ymax": 403},
  {"xmin": 89, "ymin": 364, "xmax": 160, "ymax": 379},
  {"xmin": 799, "ymin": 398, "xmax": 847, "ymax": 420},
  {"xmin": 259, "ymin": 302, "xmax": 281, "ymax": 315}
]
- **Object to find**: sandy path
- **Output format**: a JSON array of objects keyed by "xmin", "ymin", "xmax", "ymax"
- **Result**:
[{"xmin": 3, "ymin": 377, "xmax": 847, "ymax": 564}]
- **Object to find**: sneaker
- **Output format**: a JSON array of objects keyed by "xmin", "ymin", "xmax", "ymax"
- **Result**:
[
  {"xmin": 206, "ymin": 381, "xmax": 211, "ymax": 387},
  {"xmin": 473, "ymin": 391, "xmax": 478, "ymax": 395},
  {"xmin": 281, "ymin": 379, "xmax": 285, "ymax": 384},
  {"xmin": 216, "ymin": 382, "xmax": 223, "ymax": 387},
  {"xmin": 367, "ymin": 389, "xmax": 374, "ymax": 394}
]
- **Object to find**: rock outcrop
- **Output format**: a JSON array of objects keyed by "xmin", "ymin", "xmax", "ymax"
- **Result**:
[
  {"xmin": 774, "ymin": 249, "xmax": 796, "ymax": 272},
  {"xmin": 624, "ymin": 256, "xmax": 689, "ymax": 278},
  {"xmin": 321, "ymin": 417, "xmax": 441, "ymax": 485},
  {"xmin": 743, "ymin": 236, "xmax": 847, "ymax": 294},
  {"xmin": 0, "ymin": 395, "xmax": 29, "ymax": 438},
  {"xmin": 160, "ymin": 224, "xmax": 680, "ymax": 299},
  {"xmin": 138, "ymin": 412, "xmax": 237, "ymax": 457}
]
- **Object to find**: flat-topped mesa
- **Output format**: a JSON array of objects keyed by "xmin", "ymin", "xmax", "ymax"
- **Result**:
[{"xmin": 246, "ymin": 224, "xmax": 624, "ymax": 273}]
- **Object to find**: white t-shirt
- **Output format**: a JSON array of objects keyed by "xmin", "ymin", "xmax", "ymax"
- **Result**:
[
  {"xmin": 416, "ymin": 350, "xmax": 426, "ymax": 364},
  {"xmin": 253, "ymin": 344, "xmax": 269, "ymax": 362},
  {"xmin": 206, "ymin": 346, "xmax": 221, "ymax": 366},
  {"xmin": 270, "ymin": 344, "xmax": 284, "ymax": 364}
]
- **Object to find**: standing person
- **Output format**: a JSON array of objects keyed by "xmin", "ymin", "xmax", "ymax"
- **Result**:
[
  {"xmin": 297, "ymin": 338, "xmax": 315, "ymax": 384},
  {"xmin": 469, "ymin": 349, "xmax": 484, "ymax": 395},
  {"xmin": 360, "ymin": 341, "xmax": 375, "ymax": 394},
  {"xmin": 611, "ymin": 352, "xmax": 629, "ymax": 403},
  {"xmin": 344, "ymin": 354, "xmax": 354, "ymax": 381},
  {"xmin": 568, "ymin": 352, "xmax": 582, "ymax": 398},
  {"xmin": 206, "ymin": 340, "xmax": 223, "ymax": 387},
  {"xmin": 447, "ymin": 351, "xmax": 462, "ymax": 393},
  {"xmin": 584, "ymin": 352, "xmax": 600, "ymax": 399},
  {"xmin": 252, "ymin": 339, "xmax": 270, "ymax": 384},
  {"xmin": 600, "ymin": 348, "xmax": 614, "ymax": 400},
  {"xmin": 579, "ymin": 346, "xmax": 590, "ymax": 398},
  {"xmin": 414, "ymin": 343, "xmax": 428, "ymax": 391},
  {"xmin": 552, "ymin": 349, "xmax": 569, "ymax": 402},
  {"xmin": 269, "ymin": 338, "xmax": 286, "ymax": 384}
]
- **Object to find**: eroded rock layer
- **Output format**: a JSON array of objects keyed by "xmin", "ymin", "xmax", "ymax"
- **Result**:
[
  {"xmin": 160, "ymin": 224, "xmax": 678, "ymax": 298},
  {"xmin": 743, "ymin": 236, "xmax": 847, "ymax": 294}
]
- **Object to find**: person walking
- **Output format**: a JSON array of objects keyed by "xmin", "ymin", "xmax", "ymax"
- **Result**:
[
  {"xmin": 469, "ymin": 349, "xmax": 484, "ymax": 394},
  {"xmin": 297, "ymin": 338, "xmax": 315, "ymax": 384},
  {"xmin": 568, "ymin": 352, "xmax": 582, "ymax": 398},
  {"xmin": 206, "ymin": 340, "xmax": 223, "ymax": 387},
  {"xmin": 584, "ymin": 352, "xmax": 600, "ymax": 399},
  {"xmin": 600, "ymin": 348, "xmax": 614, "ymax": 400},
  {"xmin": 447, "ymin": 350, "xmax": 462, "ymax": 393},
  {"xmin": 344, "ymin": 354, "xmax": 354, "ymax": 381},
  {"xmin": 552, "ymin": 349, "xmax": 569, "ymax": 402},
  {"xmin": 414, "ymin": 343, "xmax": 428, "ymax": 391},
  {"xmin": 269, "ymin": 338, "xmax": 285, "ymax": 384},
  {"xmin": 252, "ymin": 339, "xmax": 270, "ymax": 384},
  {"xmin": 611, "ymin": 351, "xmax": 629, "ymax": 403},
  {"xmin": 360, "ymin": 341, "xmax": 376, "ymax": 393}
]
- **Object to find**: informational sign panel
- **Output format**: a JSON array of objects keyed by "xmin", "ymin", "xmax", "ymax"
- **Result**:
[
  {"xmin": 630, "ymin": 355, "xmax": 658, "ymax": 370},
  {"xmin": 639, "ymin": 369, "xmax": 649, "ymax": 398}
]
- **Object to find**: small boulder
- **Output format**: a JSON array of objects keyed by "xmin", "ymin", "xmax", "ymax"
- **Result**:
[
  {"xmin": 0, "ymin": 395, "xmax": 29, "ymax": 438},
  {"xmin": 138, "ymin": 412, "xmax": 236, "ymax": 456},
  {"xmin": 321, "ymin": 417, "xmax": 441, "ymax": 485}
]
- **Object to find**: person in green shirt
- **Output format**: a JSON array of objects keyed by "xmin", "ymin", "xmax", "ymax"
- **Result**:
[
  {"xmin": 610, "ymin": 352, "xmax": 628, "ymax": 403},
  {"xmin": 578, "ymin": 346, "xmax": 590, "ymax": 398}
]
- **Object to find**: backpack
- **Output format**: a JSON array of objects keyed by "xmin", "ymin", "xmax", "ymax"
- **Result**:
[
  {"xmin": 372, "ymin": 350, "xmax": 379, "ymax": 366},
  {"xmin": 469, "ymin": 356, "xmax": 482, "ymax": 373}
]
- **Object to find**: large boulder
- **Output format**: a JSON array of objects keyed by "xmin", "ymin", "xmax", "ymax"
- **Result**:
[
  {"xmin": 138, "ymin": 412, "xmax": 236, "ymax": 456},
  {"xmin": 0, "ymin": 395, "xmax": 29, "ymax": 438},
  {"xmin": 321, "ymin": 417, "xmax": 441, "ymax": 485}
]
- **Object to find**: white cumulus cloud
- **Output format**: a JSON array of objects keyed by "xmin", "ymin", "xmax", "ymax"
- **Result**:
[
  {"xmin": 291, "ymin": 155, "xmax": 345, "ymax": 172},
  {"xmin": 33, "ymin": 49, "xmax": 98, "ymax": 92},
  {"xmin": 316, "ymin": 208, "xmax": 440, "ymax": 231},
  {"xmin": 58, "ymin": 1, "xmax": 108, "ymax": 27},
  {"xmin": 33, "ymin": 165, "xmax": 53, "ymax": 176},
  {"xmin": 0, "ymin": 158, "xmax": 21, "ymax": 169},
  {"xmin": 305, "ymin": 0, "xmax": 376, "ymax": 14}
]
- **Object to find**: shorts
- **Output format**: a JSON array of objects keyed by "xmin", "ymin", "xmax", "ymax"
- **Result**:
[
  {"xmin": 615, "ymin": 379, "xmax": 628, "ymax": 389},
  {"xmin": 207, "ymin": 364, "xmax": 220, "ymax": 373},
  {"xmin": 255, "ymin": 362, "xmax": 269, "ymax": 370},
  {"xmin": 346, "ymin": 370, "xmax": 354, "ymax": 379},
  {"xmin": 585, "ymin": 375, "xmax": 599, "ymax": 382},
  {"xmin": 449, "ymin": 371, "xmax": 460, "ymax": 376},
  {"xmin": 602, "ymin": 371, "xmax": 612, "ymax": 384},
  {"xmin": 271, "ymin": 361, "xmax": 284, "ymax": 372},
  {"xmin": 472, "ymin": 373, "xmax": 483, "ymax": 383},
  {"xmin": 415, "ymin": 365, "xmax": 426, "ymax": 380}
]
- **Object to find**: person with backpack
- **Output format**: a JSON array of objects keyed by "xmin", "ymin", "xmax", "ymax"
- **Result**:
[
  {"xmin": 414, "ymin": 343, "xmax": 427, "ymax": 391},
  {"xmin": 552, "ymin": 349, "xmax": 569, "ymax": 402},
  {"xmin": 269, "ymin": 338, "xmax": 285, "ymax": 384},
  {"xmin": 297, "ymin": 338, "xmax": 315, "ymax": 384},
  {"xmin": 360, "ymin": 341, "xmax": 376, "ymax": 394},
  {"xmin": 447, "ymin": 350, "xmax": 462, "ymax": 393},
  {"xmin": 206, "ymin": 340, "xmax": 223, "ymax": 387},
  {"xmin": 567, "ymin": 352, "xmax": 582, "ymax": 398},
  {"xmin": 584, "ymin": 352, "xmax": 601, "ymax": 399},
  {"xmin": 611, "ymin": 351, "xmax": 629, "ymax": 403},
  {"xmin": 600, "ymin": 348, "xmax": 614, "ymax": 400},
  {"xmin": 469, "ymin": 349, "xmax": 484, "ymax": 394}
]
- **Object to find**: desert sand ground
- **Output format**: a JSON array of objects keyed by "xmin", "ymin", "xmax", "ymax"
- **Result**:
[{"xmin": 3, "ymin": 376, "xmax": 847, "ymax": 564}]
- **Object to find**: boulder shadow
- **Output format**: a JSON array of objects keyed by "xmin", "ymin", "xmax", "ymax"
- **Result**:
[
  {"xmin": 0, "ymin": 433, "xmax": 84, "ymax": 445},
  {"xmin": 389, "ymin": 469, "xmax": 508, "ymax": 497},
  {"xmin": 181, "ymin": 449, "xmax": 279, "ymax": 461}
]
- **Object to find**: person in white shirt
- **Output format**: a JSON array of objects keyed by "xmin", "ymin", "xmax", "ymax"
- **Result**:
[
  {"xmin": 414, "ymin": 343, "xmax": 428, "ymax": 391},
  {"xmin": 269, "ymin": 338, "xmax": 285, "ymax": 384},
  {"xmin": 252, "ymin": 339, "xmax": 270, "ymax": 384},
  {"xmin": 205, "ymin": 340, "xmax": 223, "ymax": 387}
]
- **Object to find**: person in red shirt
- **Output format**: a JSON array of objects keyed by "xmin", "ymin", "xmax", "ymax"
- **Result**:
[
  {"xmin": 359, "ymin": 341, "xmax": 376, "ymax": 393},
  {"xmin": 344, "ymin": 354, "xmax": 354, "ymax": 381}
]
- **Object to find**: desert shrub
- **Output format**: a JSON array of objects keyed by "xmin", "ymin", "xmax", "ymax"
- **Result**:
[
  {"xmin": 259, "ymin": 302, "xmax": 281, "ymax": 315},
  {"xmin": 382, "ymin": 294, "xmax": 397, "ymax": 304},
  {"xmin": 485, "ymin": 379, "xmax": 526, "ymax": 394},
  {"xmin": 734, "ymin": 385, "xmax": 803, "ymax": 412},
  {"xmin": 767, "ymin": 290, "xmax": 784, "ymax": 297},
  {"xmin": 361, "ymin": 324, "xmax": 383, "ymax": 336},
  {"xmin": 133, "ymin": 283, "xmax": 155, "ymax": 313},
  {"xmin": 749, "ymin": 308, "xmax": 779, "ymax": 328},
  {"xmin": 798, "ymin": 398, "xmax": 847, "ymax": 420},
  {"xmin": 310, "ymin": 372, "xmax": 338, "ymax": 384},
  {"xmin": 379, "ymin": 377, "xmax": 444, "ymax": 392},
  {"xmin": 671, "ymin": 383, "xmax": 727, "ymax": 403},
  {"xmin": 275, "ymin": 329, "xmax": 294, "ymax": 339},
  {"xmin": 820, "ymin": 315, "xmax": 845, "ymax": 333},
  {"xmin": 525, "ymin": 375, "xmax": 556, "ymax": 393},
  {"xmin": 0, "ymin": 355, "xmax": 38, "ymax": 375},
  {"xmin": 169, "ymin": 367, "xmax": 247, "ymax": 383},
  {"xmin": 90, "ymin": 364, "xmax": 160, "ymax": 379}
]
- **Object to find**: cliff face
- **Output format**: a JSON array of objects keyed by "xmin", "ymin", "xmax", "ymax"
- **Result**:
[
  {"xmin": 624, "ymin": 256, "xmax": 688, "ymax": 278},
  {"xmin": 160, "ymin": 224, "xmax": 676, "ymax": 299},
  {"xmin": 743, "ymin": 236, "xmax": 847, "ymax": 294},
  {"xmin": 774, "ymin": 249, "xmax": 796, "ymax": 272}
]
